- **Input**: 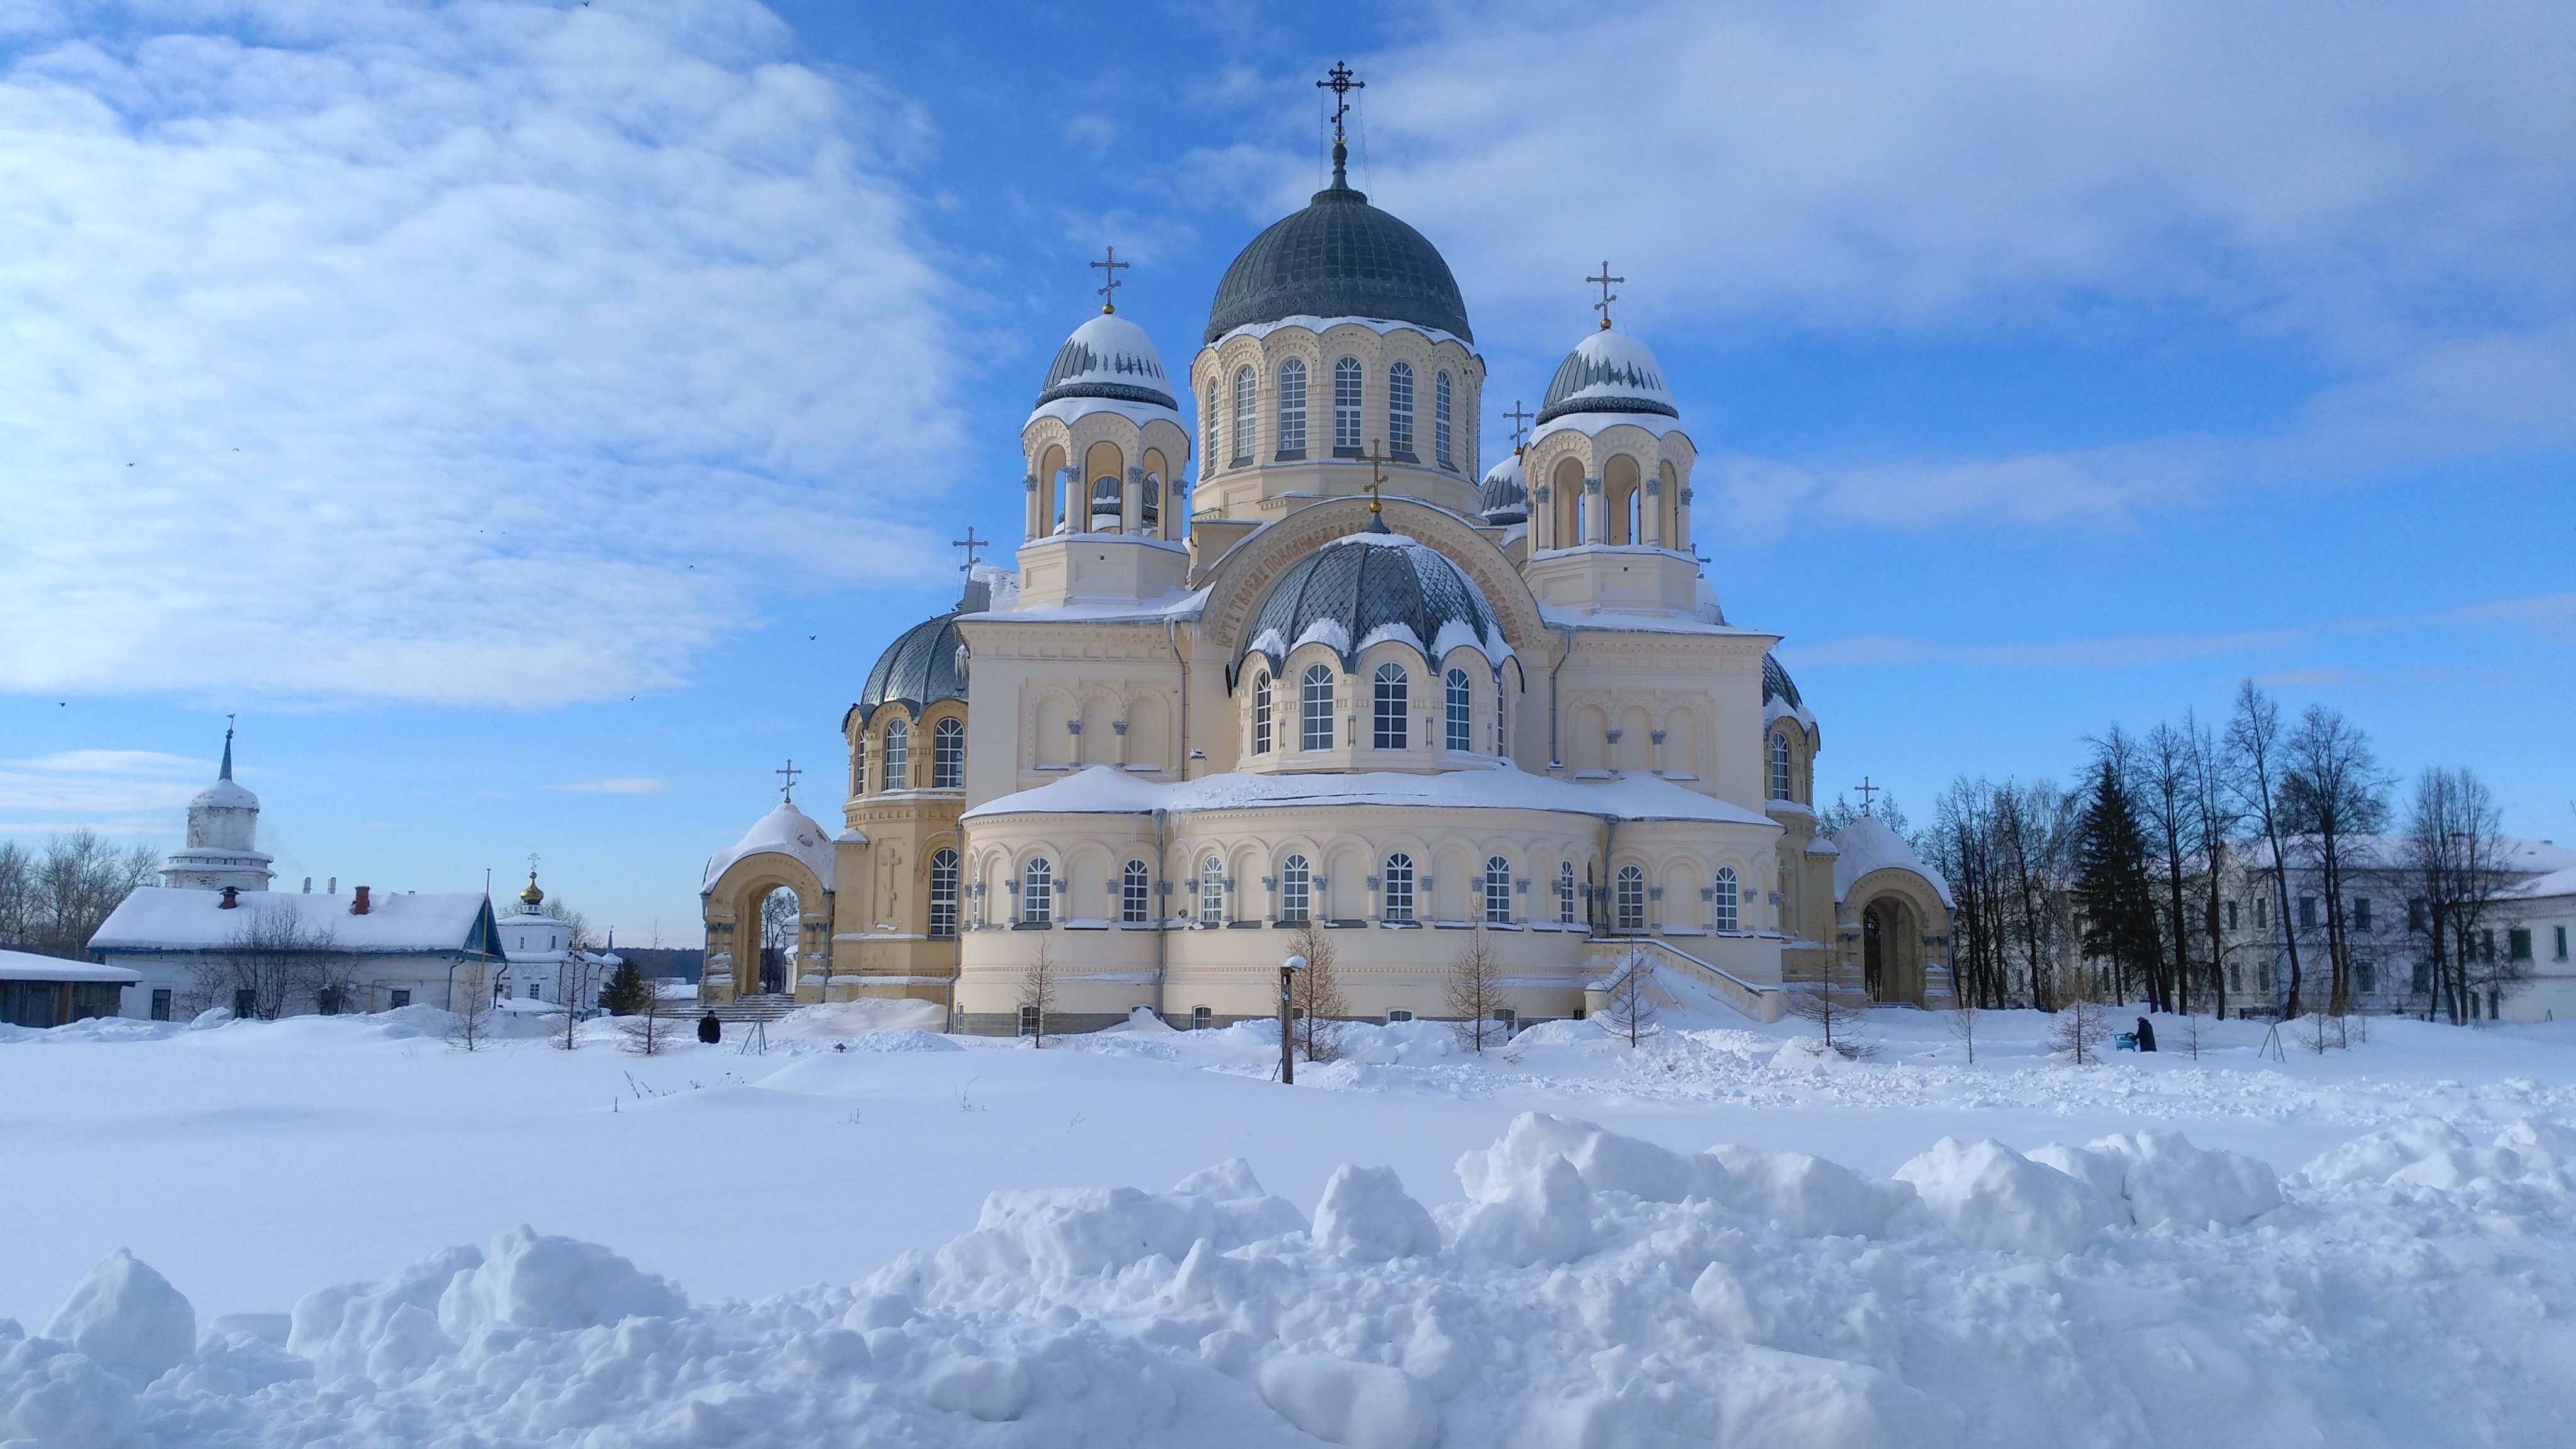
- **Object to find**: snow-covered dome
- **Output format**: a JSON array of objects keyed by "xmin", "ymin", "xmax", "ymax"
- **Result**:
[
  {"xmin": 1205, "ymin": 172, "xmax": 1472, "ymax": 344},
  {"xmin": 191, "ymin": 776, "xmax": 257, "ymax": 811},
  {"xmin": 1536, "ymin": 327, "xmax": 1679, "ymax": 426},
  {"xmin": 1241, "ymin": 526, "xmax": 1511, "ymax": 674},
  {"xmin": 1763, "ymin": 652, "xmax": 1816, "ymax": 733},
  {"xmin": 1477, "ymin": 452, "xmax": 1527, "ymax": 526},
  {"xmin": 860, "ymin": 612, "xmax": 967, "ymax": 721},
  {"xmin": 1829, "ymin": 813, "xmax": 1955, "ymax": 909},
  {"xmin": 702, "ymin": 801, "xmax": 838, "ymax": 892},
  {"xmin": 1035, "ymin": 311, "xmax": 1177, "ymax": 412}
]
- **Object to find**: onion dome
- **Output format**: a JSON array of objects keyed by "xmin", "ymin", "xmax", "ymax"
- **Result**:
[
  {"xmin": 1241, "ymin": 532, "xmax": 1510, "ymax": 674},
  {"xmin": 518, "ymin": 871, "xmax": 544, "ymax": 908},
  {"xmin": 1035, "ymin": 312, "xmax": 1177, "ymax": 411},
  {"xmin": 1536, "ymin": 327, "xmax": 1679, "ymax": 425},
  {"xmin": 1477, "ymin": 452, "xmax": 1528, "ymax": 526},
  {"xmin": 1205, "ymin": 174, "xmax": 1472, "ymax": 343},
  {"xmin": 859, "ymin": 612, "xmax": 967, "ymax": 720}
]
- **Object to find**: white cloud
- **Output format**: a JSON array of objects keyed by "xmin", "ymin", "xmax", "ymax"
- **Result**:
[
  {"xmin": 0, "ymin": 749, "xmax": 209, "ymax": 816},
  {"xmin": 554, "ymin": 777, "xmax": 665, "ymax": 794},
  {"xmin": 0, "ymin": 0, "xmax": 965, "ymax": 706}
]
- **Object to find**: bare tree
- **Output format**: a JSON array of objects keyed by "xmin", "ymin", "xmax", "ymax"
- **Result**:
[
  {"xmin": 619, "ymin": 983, "xmax": 669, "ymax": 1055},
  {"xmin": 1017, "ymin": 938, "xmax": 1060, "ymax": 1047},
  {"xmin": 2134, "ymin": 719, "xmax": 2201, "ymax": 1014},
  {"xmin": 2226, "ymin": 681, "xmax": 2304, "ymax": 1017},
  {"xmin": 2279, "ymin": 705, "xmax": 2391, "ymax": 1018},
  {"xmin": 197, "ymin": 903, "xmax": 338, "ymax": 1019},
  {"xmin": 2049, "ymin": 967, "xmax": 2112, "ymax": 1065},
  {"xmin": 1790, "ymin": 974, "xmax": 1872, "ymax": 1058},
  {"xmin": 1444, "ymin": 928, "xmax": 1515, "ymax": 1053},
  {"xmin": 2184, "ymin": 713, "xmax": 2243, "ymax": 1016},
  {"xmin": 0, "ymin": 840, "xmax": 32, "ymax": 948},
  {"xmin": 758, "ymin": 888, "xmax": 797, "ymax": 995},
  {"xmin": 1287, "ymin": 921, "xmax": 1348, "ymax": 1063},
  {"xmin": 552, "ymin": 952, "xmax": 602, "ymax": 1051},
  {"xmin": 1597, "ymin": 948, "xmax": 1659, "ymax": 1047},
  {"xmin": 5, "ymin": 831, "xmax": 161, "ymax": 959},
  {"xmin": 2404, "ymin": 767, "xmax": 2518, "ymax": 1024},
  {"xmin": 1946, "ymin": 996, "xmax": 1980, "ymax": 1063},
  {"xmin": 448, "ymin": 957, "xmax": 497, "ymax": 1051}
]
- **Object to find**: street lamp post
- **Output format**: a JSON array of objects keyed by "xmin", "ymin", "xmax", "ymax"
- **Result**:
[{"xmin": 1279, "ymin": 954, "xmax": 1306, "ymax": 1084}]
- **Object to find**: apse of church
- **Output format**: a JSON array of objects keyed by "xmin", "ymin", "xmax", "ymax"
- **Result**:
[{"xmin": 697, "ymin": 68, "xmax": 1958, "ymax": 1030}]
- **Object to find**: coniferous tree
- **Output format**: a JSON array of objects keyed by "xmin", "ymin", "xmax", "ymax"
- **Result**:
[
  {"xmin": 2074, "ymin": 756, "xmax": 2162, "ymax": 1005},
  {"xmin": 601, "ymin": 960, "xmax": 653, "ymax": 1016}
]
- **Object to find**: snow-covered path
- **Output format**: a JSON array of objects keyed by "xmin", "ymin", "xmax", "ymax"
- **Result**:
[{"xmin": 5, "ymin": 1006, "xmax": 2575, "ymax": 1446}]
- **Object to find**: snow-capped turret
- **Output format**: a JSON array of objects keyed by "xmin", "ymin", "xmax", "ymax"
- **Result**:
[
  {"xmin": 162, "ymin": 725, "xmax": 275, "ymax": 892},
  {"xmin": 1028, "ymin": 312, "xmax": 1181, "ymax": 431},
  {"xmin": 1533, "ymin": 326, "xmax": 1683, "ymax": 441}
]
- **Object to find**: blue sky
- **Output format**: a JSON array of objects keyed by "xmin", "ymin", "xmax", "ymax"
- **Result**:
[{"xmin": 3, "ymin": 0, "xmax": 2571, "ymax": 941}]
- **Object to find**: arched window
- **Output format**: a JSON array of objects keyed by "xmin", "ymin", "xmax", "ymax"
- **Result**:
[
  {"xmin": 1382, "ymin": 852, "xmax": 1416, "ymax": 924},
  {"xmin": 1372, "ymin": 662, "xmax": 1408, "ymax": 749},
  {"xmin": 1387, "ymin": 362, "xmax": 1416, "ymax": 457},
  {"xmin": 853, "ymin": 729, "xmax": 868, "ymax": 795},
  {"xmin": 1280, "ymin": 853, "xmax": 1311, "ymax": 925},
  {"xmin": 1021, "ymin": 857, "xmax": 1053, "ymax": 924},
  {"xmin": 932, "ymin": 717, "xmax": 964, "ymax": 789},
  {"xmin": 1200, "ymin": 855, "xmax": 1226, "ymax": 925},
  {"xmin": 1435, "ymin": 371, "xmax": 1453, "ymax": 468},
  {"xmin": 929, "ymin": 848, "xmax": 960, "ymax": 938},
  {"xmin": 1445, "ymin": 668, "xmax": 1472, "ymax": 752},
  {"xmin": 1232, "ymin": 366, "xmax": 1256, "ymax": 465},
  {"xmin": 1277, "ymin": 358, "xmax": 1307, "ymax": 458},
  {"xmin": 1252, "ymin": 672, "xmax": 1273, "ymax": 755},
  {"xmin": 1485, "ymin": 855, "xmax": 1513, "ymax": 925},
  {"xmin": 1615, "ymin": 865, "xmax": 1645, "ymax": 933},
  {"xmin": 1333, "ymin": 356, "xmax": 1363, "ymax": 453},
  {"xmin": 1121, "ymin": 860, "xmax": 1151, "ymax": 924},
  {"xmin": 1713, "ymin": 866, "xmax": 1740, "ymax": 933},
  {"xmin": 882, "ymin": 718, "xmax": 909, "ymax": 791},
  {"xmin": 1301, "ymin": 664, "xmax": 1335, "ymax": 750},
  {"xmin": 1204, "ymin": 384, "xmax": 1219, "ymax": 462},
  {"xmin": 1770, "ymin": 733, "xmax": 1792, "ymax": 800},
  {"xmin": 1557, "ymin": 863, "xmax": 1577, "ymax": 925},
  {"xmin": 1191, "ymin": 1005, "xmax": 1212, "ymax": 1030}
]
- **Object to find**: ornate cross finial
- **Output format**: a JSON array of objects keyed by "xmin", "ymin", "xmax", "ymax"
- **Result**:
[
  {"xmin": 1589, "ymin": 262, "xmax": 1624, "ymax": 330},
  {"xmin": 1317, "ymin": 62, "xmax": 1363, "ymax": 187},
  {"xmin": 952, "ymin": 525, "xmax": 988, "ymax": 574},
  {"xmin": 1503, "ymin": 399, "xmax": 1533, "ymax": 452},
  {"xmin": 776, "ymin": 759, "xmax": 801, "ymax": 804},
  {"xmin": 1362, "ymin": 440, "xmax": 1389, "ymax": 531},
  {"xmin": 1855, "ymin": 776, "xmax": 1880, "ymax": 814},
  {"xmin": 1089, "ymin": 245, "xmax": 1129, "ymax": 314}
]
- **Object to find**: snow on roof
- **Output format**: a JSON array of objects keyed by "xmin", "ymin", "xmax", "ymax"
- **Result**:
[
  {"xmin": 191, "ymin": 777, "xmax": 258, "ymax": 810},
  {"xmin": 702, "ymin": 802, "xmax": 839, "ymax": 891},
  {"xmin": 1531, "ymin": 411, "xmax": 1688, "ymax": 444},
  {"xmin": 0, "ymin": 948, "xmax": 141, "ymax": 984},
  {"xmin": 1829, "ymin": 813, "xmax": 1955, "ymax": 908},
  {"xmin": 962, "ymin": 763, "xmax": 1779, "ymax": 828},
  {"xmin": 974, "ymin": 582, "xmax": 1207, "ymax": 626},
  {"xmin": 88, "ymin": 888, "xmax": 493, "ymax": 955},
  {"xmin": 1537, "ymin": 598, "xmax": 1765, "ymax": 638},
  {"xmin": 2231, "ymin": 834, "xmax": 2576, "ymax": 875},
  {"xmin": 2509, "ymin": 865, "xmax": 2576, "ymax": 902},
  {"xmin": 1209, "ymin": 314, "xmax": 1472, "ymax": 352},
  {"xmin": 1025, "ymin": 394, "xmax": 1184, "ymax": 433}
]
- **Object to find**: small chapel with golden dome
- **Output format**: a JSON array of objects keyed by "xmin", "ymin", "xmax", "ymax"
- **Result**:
[{"xmin": 698, "ymin": 85, "xmax": 1956, "ymax": 1032}]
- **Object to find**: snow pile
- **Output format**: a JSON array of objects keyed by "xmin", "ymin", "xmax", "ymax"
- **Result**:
[{"xmin": 11, "ymin": 1113, "xmax": 2576, "ymax": 1446}]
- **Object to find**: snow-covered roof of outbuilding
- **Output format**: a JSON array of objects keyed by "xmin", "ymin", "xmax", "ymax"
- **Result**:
[
  {"xmin": 1242, "ymin": 530, "xmax": 1511, "ymax": 674},
  {"xmin": 89, "ymin": 888, "xmax": 498, "ymax": 955},
  {"xmin": 1829, "ymin": 814, "xmax": 1954, "ymax": 908},
  {"xmin": 963, "ymin": 763, "xmax": 1778, "ymax": 828},
  {"xmin": 701, "ymin": 802, "xmax": 839, "ymax": 892},
  {"xmin": 2512, "ymin": 866, "xmax": 2576, "ymax": 902},
  {"xmin": 0, "ymin": 948, "xmax": 141, "ymax": 984}
]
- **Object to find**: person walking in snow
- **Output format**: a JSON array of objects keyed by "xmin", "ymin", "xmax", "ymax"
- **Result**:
[
  {"xmin": 2135, "ymin": 1016, "xmax": 2157, "ymax": 1052},
  {"xmin": 698, "ymin": 1011, "xmax": 721, "ymax": 1045}
]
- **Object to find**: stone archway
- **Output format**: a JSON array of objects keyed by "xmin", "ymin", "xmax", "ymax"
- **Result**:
[
  {"xmin": 1860, "ymin": 894, "xmax": 1923, "ymax": 1006},
  {"xmin": 701, "ymin": 853, "xmax": 833, "ymax": 1004}
]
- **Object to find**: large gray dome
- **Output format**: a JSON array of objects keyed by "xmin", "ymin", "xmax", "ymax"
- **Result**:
[
  {"xmin": 1205, "ymin": 179, "xmax": 1472, "ymax": 344},
  {"xmin": 860, "ymin": 613, "xmax": 967, "ymax": 720},
  {"xmin": 1763, "ymin": 653, "xmax": 1803, "ymax": 712},
  {"xmin": 1241, "ymin": 530, "xmax": 1508, "ymax": 674}
]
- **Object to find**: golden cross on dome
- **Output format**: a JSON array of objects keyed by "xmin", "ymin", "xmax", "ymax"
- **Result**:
[
  {"xmin": 1589, "ymin": 262, "xmax": 1623, "ymax": 329},
  {"xmin": 777, "ymin": 759, "xmax": 801, "ymax": 804},
  {"xmin": 1365, "ymin": 440, "xmax": 1389, "ymax": 513},
  {"xmin": 1090, "ymin": 245, "xmax": 1129, "ymax": 314},
  {"xmin": 1503, "ymin": 399, "xmax": 1533, "ymax": 452}
]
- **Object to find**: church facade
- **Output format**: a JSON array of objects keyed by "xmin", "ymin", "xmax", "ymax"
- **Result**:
[{"xmin": 701, "ymin": 115, "xmax": 1955, "ymax": 1033}]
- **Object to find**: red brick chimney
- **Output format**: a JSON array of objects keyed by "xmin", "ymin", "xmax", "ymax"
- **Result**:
[
  {"xmin": 219, "ymin": 886, "xmax": 238, "ymax": 909},
  {"xmin": 351, "ymin": 885, "xmax": 372, "ymax": 916}
]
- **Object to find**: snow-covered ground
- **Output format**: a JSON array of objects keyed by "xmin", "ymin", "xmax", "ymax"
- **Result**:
[{"xmin": 5, "ymin": 1002, "xmax": 2575, "ymax": 1446}]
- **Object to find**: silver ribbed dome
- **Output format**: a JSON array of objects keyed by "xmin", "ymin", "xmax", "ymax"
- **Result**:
[
  {"xmin": 1241, "ymin": 530, "xmax": 1509, "ymax": 674},
  {"xmin": 1536, "ymin": 328, "xmax": 1679, "ymax": 425},
  {"xmin": 1205, "ymin": 179, "xmax": 1472, "ymax": 344},
  {"xmin": 1035, "ymin": 313, "xmax": 1177, "ymax": 411},
  {"xmin": 860, "ymin": 613, "xmax": 967, "ymax": 719},
  {"xmin": 1762, "ymin": 653, "xmax": 1803, "ymax": 712},
  {"xmin": 1477, "ymin": 453, "xmax": 1527, "ymax": 525}
]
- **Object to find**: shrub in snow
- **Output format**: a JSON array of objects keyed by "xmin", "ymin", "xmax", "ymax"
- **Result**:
[
  {"xmin": 1257, "ymin": 1353, "xmax": 1440, "ymax": 1449},
  {"xmin": 1896, "ymin": 1138, "xmax": 2119, "ymax": 1256},
  {"xmin": 1706, "ymin": 1144, "xmax": 1916, "ymax": 1239},
  {"xmin": 1314, "ymin": 1165, "xmax": 1441, "ymax": 1262},
  {"xmin": 1453, "ymin": 1112, "xmax": 1728, "ymax": 1205},
  {"xmin": 42, "ymin": 1250, "xmax": 196, "ymax": 1389}
]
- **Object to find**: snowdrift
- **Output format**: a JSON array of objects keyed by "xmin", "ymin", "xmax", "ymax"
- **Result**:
[{"xmin": 6, "ymin": 1114, "xmax": 2572, "ymax": 1446}]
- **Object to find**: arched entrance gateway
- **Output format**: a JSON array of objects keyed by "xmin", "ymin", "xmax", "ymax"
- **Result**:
[
  {"xmin": 1829, "ymin": 813, "xmax": 1955, "ymax": 1009},
  {"xmin": 700, "ymin": 798, "xmax": 839, "ymax": 1004}
]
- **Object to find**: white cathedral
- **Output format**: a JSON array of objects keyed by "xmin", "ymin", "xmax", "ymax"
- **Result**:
[{"xmin": 700, "ymin": 101, "xmax": 1956, "ymax": 1033}]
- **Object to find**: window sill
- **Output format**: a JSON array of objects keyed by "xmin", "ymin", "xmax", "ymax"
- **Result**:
[
  {"xmin": 1390, "ymin": 450, "xmax": 1420, "ymax": 464},
  {"xmin": 1333, "ymin": 446, "xmax": 1365, "ymax": 458},
  {"xmin": 1225, "ymin": 920, "xmax": 1265, "ymax": 930},
  {"xmin": 1011, "ymin": 921, "xmax": 1053, "ymax": 931},
  {"xmin": 1274, "ymin": 449, "xmax": 1307, "ymax": 462}
]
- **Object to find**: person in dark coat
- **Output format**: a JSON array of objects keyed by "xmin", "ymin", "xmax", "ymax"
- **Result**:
[
  {"xmin": 698, "ymin": 1011, "xmax": 722, "ymax": 1045},
  {"xmin": 2135, "ymin": 1016, "xmax": 2157, "ymax": 1052}
]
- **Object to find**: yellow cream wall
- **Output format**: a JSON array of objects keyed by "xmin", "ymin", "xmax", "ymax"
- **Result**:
[
  {"xmin": 953, "ymin": 619, "xmax": 1190, "ymax": 808},
  {"xmin": 1550, "ymin": 630, "xmax": 1775, "ymax": 808}
]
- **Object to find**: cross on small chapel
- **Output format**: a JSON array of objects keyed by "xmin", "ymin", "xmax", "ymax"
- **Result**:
[
  {"xmin": 1089, "ymin": 245, "xmax": 1129, "ymax": 314},
  {"xmin": 1503, "ymin": 399, "xmax": 1533, "ymax": 452},
  {"xmin": 952, "ymin": 525, "xmax": 988, "ymax": 574},
  {"xmin": 1589, "ymin": 262, "xmax": 1624, "ymax": 329},
  {"xmin": 526, "ymin": 852, "xmax": 540, "ymax": 875},
  {"xmin": 1316, "ymin": 62, "xmax": 1363, "ymax": 142},
  {"xmin": 776, "ymin": 759, "xmax": 801, "ymax": 804},
  {"xmin": 1854, "ymin": 776, "xmax": 1880, "ymax": 814}
]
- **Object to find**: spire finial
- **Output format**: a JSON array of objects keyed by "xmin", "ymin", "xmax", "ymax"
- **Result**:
[
  {"xmin": 1089, "ymin": 245, "xmax": 1129, "ymax": 313},
  {"xmin": 1589, "ymin": 262, "xmax": 1624, "ymax": 330},
  {"xmin": 1504, "ymin": 400, "xmax": 1533, "ymax": 453},
  {"xmin": 1855, "ymin": 776, "xmax": 1880, "ymax": 815},
  {"xmin": 1363, "ymin": 440, "xmax": 1391, "ymax": 532},
  {"xmin": 1317, "ymin": 62, "xmax": 1363, "ymax": 189},
  {"xmin": 220, "ymin": 714, "xmax": 235, "ymax": 781},
  {"xmin": 776, "ymin": 758, "xmax": 802, "ymax": 804}
]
